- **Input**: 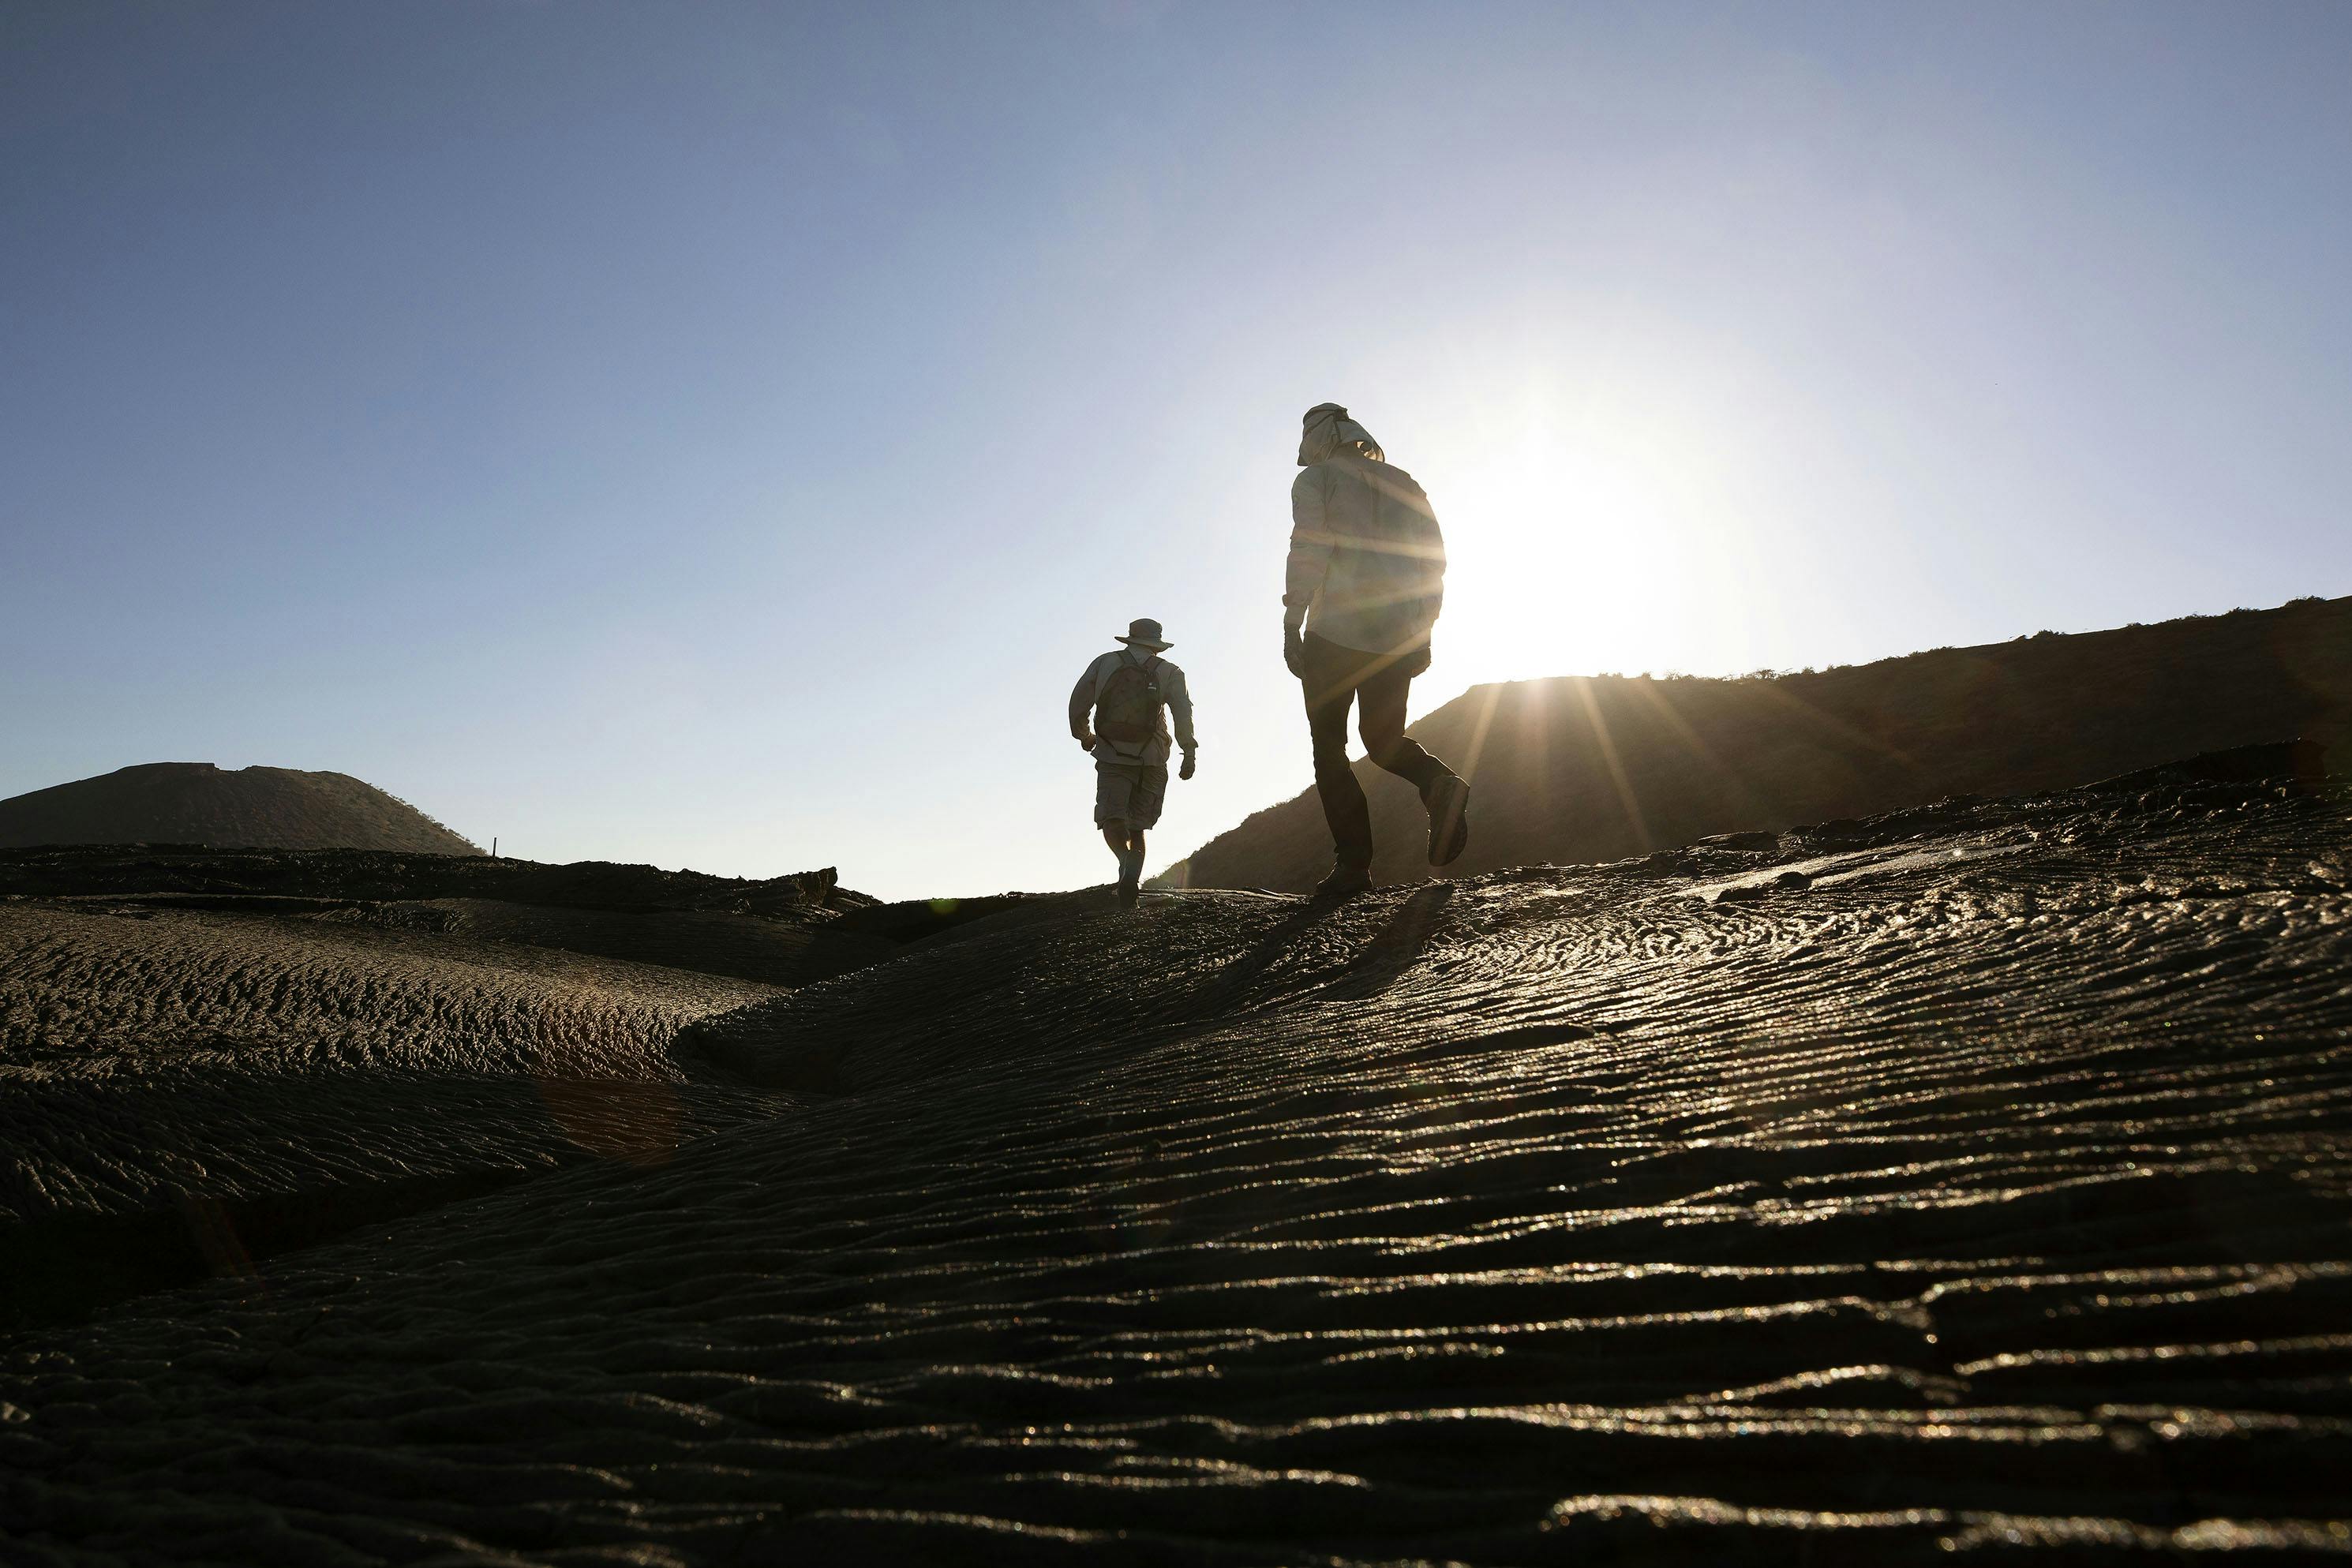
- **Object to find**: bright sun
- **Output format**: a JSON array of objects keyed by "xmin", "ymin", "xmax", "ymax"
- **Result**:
[{"xmin": 1430, "ymin": 414, "xmax": 1722, "ymax": 691}]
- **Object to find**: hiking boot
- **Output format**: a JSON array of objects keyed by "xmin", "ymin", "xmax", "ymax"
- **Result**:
[
  {"xmin": 1117, "ymin": 848, "xmax": 1144, "ymax": 910},
  {"xmin": 1312, "ymin": 863, "xmax": 1374, "ymax": 900},
  {"xmin": 1425, "ymin": 773, "xmax": 1471, "ymax": 866}
]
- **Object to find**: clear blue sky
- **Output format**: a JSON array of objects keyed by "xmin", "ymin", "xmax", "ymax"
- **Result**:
[{"xmin": 6, "ymin": 2, "xmax": 2348, "ymax": 900}]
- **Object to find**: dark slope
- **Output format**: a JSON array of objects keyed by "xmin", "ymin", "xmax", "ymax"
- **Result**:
[
  {"xmin": 0, "ymin": 762, "xmax": 481, "ymax": 854},
  {"xmin": 0, "ymin": 844, "xmax": 891, "ymax": 990},
  {"xmin": 1166, "ymin": 593, "xmax": 2352, "ymax": 893},
  {"xmin": 0, "ymin": 843, "xmax": 845, "ymax": 911},
  {"xmin": 4, "ymin": 753, "xmax": 2350, "ymax": 1563}
]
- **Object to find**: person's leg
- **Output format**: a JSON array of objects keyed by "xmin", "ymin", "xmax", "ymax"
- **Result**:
[
  {"xmin": 1118, "ymin": 766, "xmax": 1165, "ymax": 905},
  {"xmin": 1301, "ymin": 635, "xmax": 1373, "ymax": 870},
  {"xmin": 1098, "ymin": 765, "xmax": 1162, "ymax": 907},
  {"xmin": 1114, "ymin": 822, "xmax": 1144, "ymax": 906},
  {"xmin": 1358, "ymin": 649, "xmax": 1470, "ymax": 865},
  {"xmin": 1354, "ymin": 654, "xmax": 1451, "ymax": 795},
  {"xmin": 1096, "ymin": 767, "xmax": 1137, "ymax": 878}
]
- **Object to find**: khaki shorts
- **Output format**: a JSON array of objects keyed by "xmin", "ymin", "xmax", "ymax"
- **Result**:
[{"xmin": 1094, "ymin": 762, "xmax": 1168, "ymax": 829}]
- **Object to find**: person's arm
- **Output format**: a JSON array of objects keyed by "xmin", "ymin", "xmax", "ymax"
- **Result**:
[
  {"xmin": 1167, "ymin": 665, "xmax": 1197, "ymax": 776},
  {"xmin": 1283, "ymin": 468, "xmax": 1334, "ymax": 632},
  {"xmin": 1069, "ymin": 660, "xmax": 1101, "ymax": 747}
]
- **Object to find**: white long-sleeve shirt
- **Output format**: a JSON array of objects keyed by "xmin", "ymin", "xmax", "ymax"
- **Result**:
[
  {"xmin": 1283, "ymin": 452, "xmax": 1447, "ymax": 656},
  {"xmin": 1069, "ymin": 648, "xmax": 1197, "ymax": 766}
]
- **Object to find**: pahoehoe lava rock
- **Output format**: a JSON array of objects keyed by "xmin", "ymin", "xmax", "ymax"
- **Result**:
[
  {"xmin": 2, "ymin": 756, "xmax": 2350, "ymax": 1563},
  {"xmin": 0, "ymin": 900, "xmax": 806, "ymax": 1327},
  {"xmin": 0, "ymin": 762, "xmax": 481, "ymax": 855},
  {"xmin": 0, "ymin": 844, "xmax": 892, "ymax": 991},
  {"xmin": 1164, "ymin": 593, "xmax": 2352, "ymax": 893},
  {"xmin": 0, "ymin": 844, "xmax": 905, "ymax": 1327}
]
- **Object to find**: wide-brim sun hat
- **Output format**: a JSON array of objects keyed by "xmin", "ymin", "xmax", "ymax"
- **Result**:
[{"xmin": 1116, "ymin": 617, "xmax": 1173, "ymax": 650}]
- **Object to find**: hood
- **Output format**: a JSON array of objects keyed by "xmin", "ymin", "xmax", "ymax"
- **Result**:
[{"xmin": 1298, "ymin": 402, "xmax": 1384, "ymax": 466}]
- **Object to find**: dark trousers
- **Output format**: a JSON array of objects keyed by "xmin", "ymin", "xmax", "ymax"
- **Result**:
[{"xmin": 1301, "ymin": 632, "xmax": 1453, "ymax": 870}]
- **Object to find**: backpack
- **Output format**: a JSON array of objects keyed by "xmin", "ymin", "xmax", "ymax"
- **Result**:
[{"xmin": 1094, "ymin": 654, "xmax": 1167, "ymax": 747}]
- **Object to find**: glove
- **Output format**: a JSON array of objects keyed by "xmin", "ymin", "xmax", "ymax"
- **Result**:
[
  {"xmin": 1178, "ymin": 750, "xmax": 1197, "ymax": 780},
  {"xmin": 1283, "ymin": 623, "xmax": 1306, "ymax": 677},
  {"xmin": 1075, "ymin": 731, "xmax": 1096, "ymax": 752}
]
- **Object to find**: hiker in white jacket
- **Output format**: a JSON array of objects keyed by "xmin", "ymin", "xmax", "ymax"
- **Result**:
[
  {"xmin": 1069, "ymin": 618, "xmax": 1197, "ymax": 909},
  {"xmin": 1282, "ymin": 403, "xmax": 1470, "ymax": 898}
]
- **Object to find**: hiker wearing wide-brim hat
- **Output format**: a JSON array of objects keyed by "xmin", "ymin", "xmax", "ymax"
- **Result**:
[
  {"xmin": 1069, "ymin": 618, "xmax": 1198, "ymax": 910},
  {"xmin": 1283, "ymin": 402, "xmax": 1470, "ymax": 898}
]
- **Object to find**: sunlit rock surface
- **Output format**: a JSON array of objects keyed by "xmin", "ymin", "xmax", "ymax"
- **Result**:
[{"xmin": 4, "ymin": 758, "xmax": 2350, "ymax": 1563}]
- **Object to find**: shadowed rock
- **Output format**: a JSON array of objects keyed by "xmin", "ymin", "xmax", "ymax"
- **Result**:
[
  {"xmin": 0, "ymin": 844, "xmax": 891, "ymax": 990},
  {"xmin": 2, "ymin": 754, "xmax": 2348, "ymax": 1562},
  {"xmin": 0, "ymin": 763, "xmax": 481, "ymax": 855}
]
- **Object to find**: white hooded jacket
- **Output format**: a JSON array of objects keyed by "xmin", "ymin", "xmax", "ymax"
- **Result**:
[{"xmin": 1283, "ymin": 406, "xmax": 1447, "ymax": 657}]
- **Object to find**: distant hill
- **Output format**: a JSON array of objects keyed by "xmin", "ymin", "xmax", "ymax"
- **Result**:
[
  {"xmin": 0, "ymin": 763, "xmax": 481, "ymax": 855},
  {"xmin": 1163, "ymin": 595, "xmax": 2352, "ymax": 893}
]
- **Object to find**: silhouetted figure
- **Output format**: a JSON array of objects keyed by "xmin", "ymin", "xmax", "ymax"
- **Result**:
[
  {"xmin": 1283, "ymin": 404, "xmax": 1469, "ymax": 898},
  {"xmin": 1070, "ymin": 618, "xmax": 1197, "ymax": 909}
]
